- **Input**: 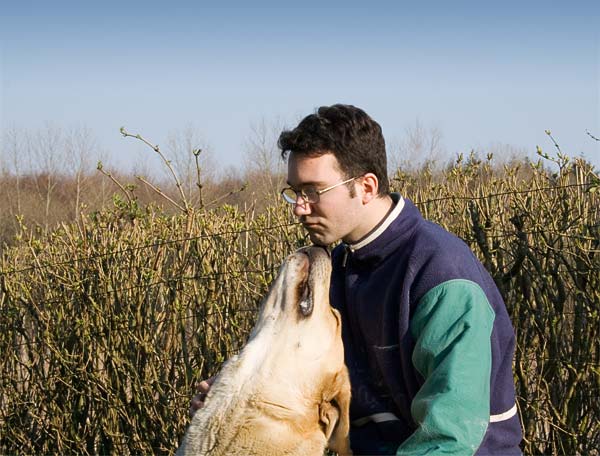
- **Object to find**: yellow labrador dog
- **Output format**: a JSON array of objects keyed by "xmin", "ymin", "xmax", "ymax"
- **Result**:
[{"xmin": 177, "ymin": 246, "xmax": 352, "ymax": 455}]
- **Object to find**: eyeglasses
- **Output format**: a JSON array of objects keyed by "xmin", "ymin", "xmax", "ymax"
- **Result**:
[{"xmin": 281, "ymin": 176, "xmax": 359, "ymax": 205}]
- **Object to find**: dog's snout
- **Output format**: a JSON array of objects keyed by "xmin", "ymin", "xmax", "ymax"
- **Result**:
[{"xmin": 284, "ymin": 246, "xmax": 332, "ymax": 320}]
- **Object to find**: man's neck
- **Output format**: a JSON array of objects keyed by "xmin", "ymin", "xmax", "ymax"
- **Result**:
[{"xmin": 343, "ymin": 194, "xmax": 394, "ymax": 244}]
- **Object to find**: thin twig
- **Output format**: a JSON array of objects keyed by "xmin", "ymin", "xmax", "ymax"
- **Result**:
[
  {"xmin": 134, "ymin": 175, "xmax": 186, "ymax": 213},
  {"xmin": 120, "ymin": 127, "xmax": 191, "ymax": 214},
  {"xmin": 96, "ymin": 161, "xmax": 135, "ymax": 205},
  {"xmin": 585, "ymin": 130, "xmax": 599, "ymax": 142},
  {"xmin": 193, "ymin": 148, "xmax": 205, "ymax": 209},
  {"xmin": 206, "ymin": 184, "xmax": 248, "ymax": 208},
  {"xmin": 544, "ymin": 130, "xmax": 563, "ymax": 156}
]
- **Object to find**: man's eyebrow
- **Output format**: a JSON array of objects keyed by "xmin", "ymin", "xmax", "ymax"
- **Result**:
[{"xmin": 286, "ymin": 180, "xmax": 323, "ymax": 187}]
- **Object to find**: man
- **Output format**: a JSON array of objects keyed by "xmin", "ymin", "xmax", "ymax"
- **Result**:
[{"xmin": 193, "ymin": 104, "xmax": 522, "ymax": 455}]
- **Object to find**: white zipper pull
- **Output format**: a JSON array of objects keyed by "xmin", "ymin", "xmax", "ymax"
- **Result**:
[{"xmin": 342, "ymin": 244, "xmax": 351, "ymax": 268}]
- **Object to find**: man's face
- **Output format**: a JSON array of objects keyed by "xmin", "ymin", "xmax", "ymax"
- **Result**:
[{"xmin": 286, "ymin": 152, "xmax": 362, "ymax": 246}]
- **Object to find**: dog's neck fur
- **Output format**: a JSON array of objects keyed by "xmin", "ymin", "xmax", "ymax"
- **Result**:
[{"xmin": 178, "ymin": 318, "xmax": 329, "ymax": 455}]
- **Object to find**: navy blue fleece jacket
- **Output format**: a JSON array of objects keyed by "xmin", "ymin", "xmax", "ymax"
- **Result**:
[{"xmin": 330, "ymin": 194, "xmax": 522, "ymax": 455}]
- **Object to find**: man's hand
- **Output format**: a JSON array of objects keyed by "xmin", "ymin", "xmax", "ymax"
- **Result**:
[{"xmin": 189, "ymin": 376, "xmax": 215, "ymax": 418}]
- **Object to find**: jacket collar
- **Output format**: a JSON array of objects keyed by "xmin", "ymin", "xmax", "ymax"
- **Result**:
[{"xmin": 339, "ymin": 194, "xmax": 422, "ymax": 268}]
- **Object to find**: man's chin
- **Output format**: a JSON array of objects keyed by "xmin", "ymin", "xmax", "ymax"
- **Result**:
[{"xmin": 307, "ymin": 231, "xmax": 332, "ymax": 247}]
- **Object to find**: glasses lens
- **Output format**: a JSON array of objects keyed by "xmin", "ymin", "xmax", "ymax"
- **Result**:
[
  {"xmin": 281, "ymin": 187, "xmax": 320, "ymax": 204},
  {"xmin": 281, "ymin": 188, "xmax": 298, "ymax": 204},
  {"xmin": 303, "ymin": 188, "xmax": 319, "ymax": 203}
]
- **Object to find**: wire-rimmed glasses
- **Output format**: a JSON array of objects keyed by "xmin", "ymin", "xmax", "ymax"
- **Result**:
[{"xmin": 280, "ymin": 176, "xmax": 358, "ymax": 205}]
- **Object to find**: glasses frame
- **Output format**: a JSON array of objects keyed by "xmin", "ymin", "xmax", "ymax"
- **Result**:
[{"xmin": 281, "ymin": 176, "xmax": 359, "ymax": 205}]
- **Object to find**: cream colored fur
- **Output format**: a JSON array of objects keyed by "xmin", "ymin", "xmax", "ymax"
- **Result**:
[{"xmin": 177, "ymin": 246, "xmax": 352, "ymax": 456}]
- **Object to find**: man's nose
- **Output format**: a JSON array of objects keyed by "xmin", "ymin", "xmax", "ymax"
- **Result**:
[{"xmin": 293, "ymin": 199, "xmax": 312, "ymax": 217}]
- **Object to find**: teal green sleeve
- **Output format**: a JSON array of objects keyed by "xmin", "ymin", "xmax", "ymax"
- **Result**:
[{"xmin": 396, "ymin": 279, "xmax": 495, "ymax": 455}]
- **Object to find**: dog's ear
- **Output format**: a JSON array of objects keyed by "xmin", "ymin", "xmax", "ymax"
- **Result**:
[
  {"xmin": 319, "ymin": 400, "xmax": 339, "ymax": 441},
  {"xmin": 319, "ymin": 368, "xmax": 352, "ymax": 455}
]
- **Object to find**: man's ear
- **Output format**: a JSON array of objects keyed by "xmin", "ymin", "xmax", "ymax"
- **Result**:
[{"xmin": 358, "ymin": 173, "xmax": 379, "ymax": 204}]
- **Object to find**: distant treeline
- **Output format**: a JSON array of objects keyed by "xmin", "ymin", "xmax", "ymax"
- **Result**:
[
  {"xmin": 0, "ymin": 124, "xmax": 289, "ymax": 250},
  {"xmin": 0, "ymin": 122, "xmax": 538, "ymax": 251}
]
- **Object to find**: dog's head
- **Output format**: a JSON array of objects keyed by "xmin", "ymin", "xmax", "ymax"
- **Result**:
[
  {"xmin": 249, "ymin": 245, "xmax": 351, "ymax": 454},
  {"xmin": 252, "ymin": 245, "xmax": 342, "ymax": 355}
]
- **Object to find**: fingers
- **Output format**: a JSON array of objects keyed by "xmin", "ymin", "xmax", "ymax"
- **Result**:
[
  {"xmin": 195, "ymin": 375, "xmax": 216, "ymax": 394},
  {"xmin": 189, "ymin": 394, "xmax": 205, "ymax": 418},
  {"xmin": 197, "ymin": 380, "xmax": 211, "ymax": 395},
  {"xmin": 190, "ymin": 376, "xmax": 216, "ymax": 418}
]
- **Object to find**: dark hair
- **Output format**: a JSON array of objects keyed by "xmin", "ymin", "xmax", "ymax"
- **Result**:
[{"xmin": 278, "ymin": 104, "xmax": 389, "ymax": 195}]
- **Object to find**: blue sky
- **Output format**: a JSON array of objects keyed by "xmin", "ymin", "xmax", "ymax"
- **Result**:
[{"xmin": 1, "ymin": 1, "xmax": 599, "ymax": 173}]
